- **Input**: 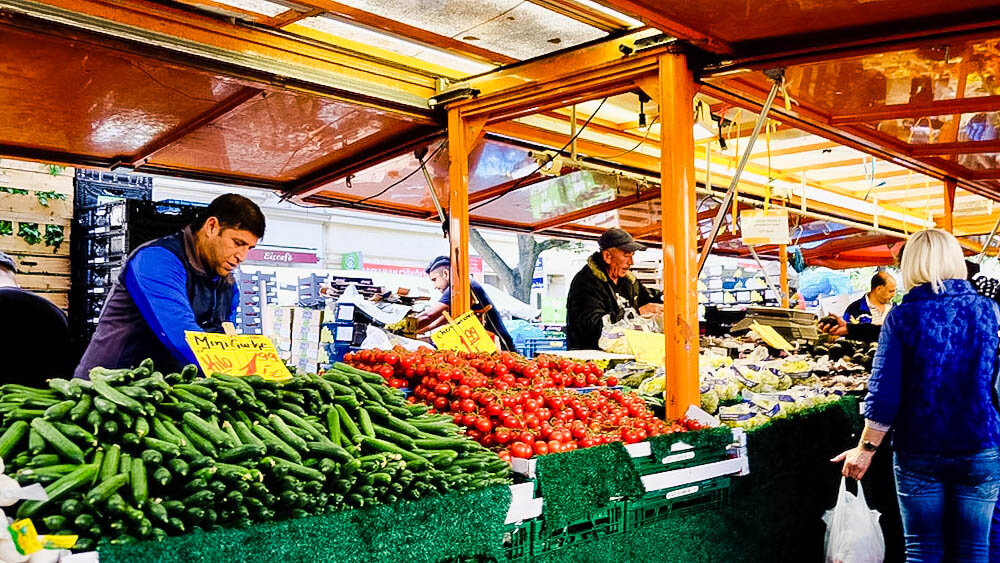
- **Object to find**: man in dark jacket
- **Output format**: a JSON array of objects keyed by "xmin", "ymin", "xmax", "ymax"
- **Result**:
[
  {"xmin": 74, "ymin": 194, "xmax": 265, "ymax": 378},
  {"xmin": 565, "ymin": 228, "xmax": 663, "ymax": 349}
]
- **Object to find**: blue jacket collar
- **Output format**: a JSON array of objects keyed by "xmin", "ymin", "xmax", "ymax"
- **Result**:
[{"xmin": 903, "ymin": 279, "xmax": 975, "ymax": 302}]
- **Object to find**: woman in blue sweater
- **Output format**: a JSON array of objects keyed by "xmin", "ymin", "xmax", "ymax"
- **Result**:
[{"xmin": 834, "ymin": 228, "xmax": 1000, "ymax": 562}]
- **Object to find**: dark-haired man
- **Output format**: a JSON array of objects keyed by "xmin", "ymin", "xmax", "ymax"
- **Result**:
[
  {"xmin": 74, "ymin": 194, "xmax": 266, "ymax": 378},
  {"xmin": 416, "ymin": 256, "xmax": 516, "ymax": 352}
]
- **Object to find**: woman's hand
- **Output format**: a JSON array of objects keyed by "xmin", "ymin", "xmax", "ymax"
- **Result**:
[{"xmin": 831, "ymin": 447, "xmax": 874, "ymax": 480}]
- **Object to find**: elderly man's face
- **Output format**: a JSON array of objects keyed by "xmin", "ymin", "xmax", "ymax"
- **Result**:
[
  {"xmin": 0, "ymin": 267, "xmax": 16, "ymax": 288},
  {"xmin": 602, "ymin": 247, "xmax": 634, "ymax": 281}
]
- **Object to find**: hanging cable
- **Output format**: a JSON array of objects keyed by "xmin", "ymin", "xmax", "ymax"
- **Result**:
[
  {"xmin": 348, "ymin": 140, "xmax": 448, "ymax": 207},
  {"xmin": 469, "ymin": 97, "xmax": 608, "ymax": 212}
]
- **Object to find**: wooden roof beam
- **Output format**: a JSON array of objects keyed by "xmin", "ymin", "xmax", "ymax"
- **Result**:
[{"xmin": 831, "ymin": 95, "xmax": 1000, "ymax": 126}]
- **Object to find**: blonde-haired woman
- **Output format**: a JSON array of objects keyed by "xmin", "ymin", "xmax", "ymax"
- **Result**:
[{"xmin": 834, "ymin": 228, "xmax": 1000, "ymax": 562}]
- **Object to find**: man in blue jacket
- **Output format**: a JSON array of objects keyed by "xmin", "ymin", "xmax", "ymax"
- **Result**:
[{"xmin": 74, "ymin": 194, "xmax": 265, "ymax": 378}]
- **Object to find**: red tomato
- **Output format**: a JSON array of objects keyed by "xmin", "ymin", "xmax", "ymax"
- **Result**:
[
  {"xmin": 433, "ymin": 397, "xmax": 450, "ymax": 411},
  {"xmin": 494, "ymin": 429, "xmax": 511, "ymax": 444},
  {"xmin": 435, "ymin": 383, "xmax": 452, "ymax": 396},
  {"xmin": 547, "ymin": 440, "xmax": 562, "ymax": 453},
  {"xmin": 385, "ymin": 353, "xmax": 399, "ymax": 365},
  {"xmin": 462, "ymin": 414, "xmax": 478, "ymax": 427},
  {"xmin": 475, "ymin": 417, "xmax": 493, "ymax": 433},
  {"xmin": 498, "ymin": 450, "xmax": 512, "ymax": 462},
  {"xmin": 460, "ymin": 399, "xmax": 476, "ymax": 413},
  {"xmin": 533, "ymin": 441, "xmax": 550, "ymax": 455},
  {"xmin": 511, "ymin": 442, "xmax": 533, "ymax": 459},
  {"xmin": 456, "ymin": 385, "xmax": 472, "ymax": 399},
  {"xmin": 518, "ymin": 431, "xmax": 535, "ymax": 445},
  {"xmin": 606, "ymin": 376, "xmax": 619, "ymax": 386},
  {"xmin": 379, "ymin": 366, "xmax": 394, "ymax": 379}
]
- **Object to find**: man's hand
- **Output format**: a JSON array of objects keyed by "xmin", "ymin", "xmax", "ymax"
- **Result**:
[
  {"xmin": 818, "ymin": 315, "xmax": 848, "ymax": 336},
  {"xmin": 638, "ymin": 303, "xmax": 663, "ymax": 317},
  {"xmin": 831, "ymin": 447, "xmax": 874, "ymax": 480}
]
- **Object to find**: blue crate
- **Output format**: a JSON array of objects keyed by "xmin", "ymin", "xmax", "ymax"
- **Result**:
[{"xmin": 521, "ymin": 337, "xmax": 567, "ymax": 358}]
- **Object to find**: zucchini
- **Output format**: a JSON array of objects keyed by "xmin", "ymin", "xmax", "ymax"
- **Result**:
[
  {"xmin": 140, "ymin": 449, "xmax": 163, "ymax": 465},
  {"xmin": 183, "ymin": 490, "xmax": 214, "ymax": 507},
  {"xmin": 222, "ymin": 421, "xmax": 242, "ymax": 446},
  {"xmin": 17, "ymin": 463, "xmax": 98, "ymax": 518},
  {"xmin": 27, "ymin": 453, "xmax": 60, "ymax": 467},
  {"xmin": 150, "ymin": 417, "xmax": 183, "ymax": 446},
  {"xmin": 276, "ymin": 409, "xmax": 327, "ymax": 441},
  {"xmin": 42, "ymin": 515, "xmax": 68, "ymax": 530},
  {"xmin": 30, "ymin": 419, "xmax": 85, "ymax": 463},
  {"xmin": 122, "ymin": 432, "xmax": 141, "ymax": 449},
  {"xmin": 47, "ymin": 379, "xmax": 81, "ymax": 400},
  {"xmin": 156, "ymin": 416, "xmax": 188, "ymax": 446},
  {"xmin": 357, "ymin": 409, "xmax": 376, "ymax": 439},
  {"xmin": 131, "ymin": 457, "xmax": 148, "ymax": 506},
  {"xmin": 101, "ymin": 420, "xmax": 119, "ymax": 437},
  {"xmin": 181, "ymin": 424, "xmax": 219, "ymax": 458},
  {"xmin": 0, "ymin": 421, "xmax": 28, "ymax": 457},
  {"xmin": 209, "ymin": 373, "xmax": 255, "ymax": 394},
  {"xmin": 270, "ymin": 458, "xmax": 326, "ymax": 482},
  {"xmin": 117, "ymin": 385, "xmax": 151, "ymax": 400},
  {"xmin": 68, "ymin": 395, "xmax": 92, "ymax": 422},
  {"xmin": 371, "ymin": 423, "xmax": 415, "ymax": 447},
  {"xmin": 85, "ymin": 472, "xmax": 128, "ymax": 505},
  {"xmin": 148, "ymin": 501, "xmax": 170, "ymax": 525},
  {"xmin": 174, "ymin": 384, "xmax": 216, "ymax": 400}
]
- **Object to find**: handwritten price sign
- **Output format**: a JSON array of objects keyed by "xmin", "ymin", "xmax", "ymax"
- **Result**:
[
  {"xmin": 184, "ymin": 332, "xmax": 292, "ymax": 381},
  {"xmin": 430, "ymin": 311, "xmax": 497, "ymax": 354}
]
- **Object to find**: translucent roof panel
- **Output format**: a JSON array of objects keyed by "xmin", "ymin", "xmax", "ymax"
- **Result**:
[
  {"xmin": 317, "ymin": 0, "xmax": 608, "ymax": 61},
  {"xmin": 293, "ymin": 16, "xmax": 495, "ymax": 76},
  {"xmin": 206, "ymin": 0, "xmax": 288, "ymax": 17},
  {"xmin": 472, "ymin": 169, "xmax": 640, "ymax": 225}
]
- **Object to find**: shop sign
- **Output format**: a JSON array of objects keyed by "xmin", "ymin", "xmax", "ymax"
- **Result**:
[
  {"xmin": 532, "ymin": 257, "xmax": 545, "ymax": 289},
  {"xmin": 740, "ymin": 209, "xmax": 790, "ymax": 246},
  {"xmin": 341, "ymin": 251, "xmax": 363, "ymax": 270},
  {"xmin": 247, "ymin": 249, "xmax": 318, "ymax": 264},
  {"xmin": 185, "ymin": 331, "xmax": 292, "ymax": 381}
]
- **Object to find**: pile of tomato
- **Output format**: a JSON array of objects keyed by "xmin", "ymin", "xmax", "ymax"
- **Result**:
[{"xmin": 345, "ymin": 347, "xmax": 701, "ymax": 460}]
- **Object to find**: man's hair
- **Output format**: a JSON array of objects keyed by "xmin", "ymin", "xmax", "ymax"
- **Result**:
[
  {"xmin": 425, "ymin": 256, "xmax": 450, "ymax": 275},
  {"xmin": 192, "ymin": 194, "xmax": 265, "ymax": 238},
  {"xmin": 870, "ymin": 271, "xmax": 892, "ymax": 291},
  {"xmin": 0, "ymin": 251, "xmax": 16, "ymax": 275}
]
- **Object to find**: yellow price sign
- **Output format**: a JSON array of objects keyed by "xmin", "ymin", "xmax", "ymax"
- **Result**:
[
  {"xmin": 184, "ymin": 332, "xmax": 292, "ymax": 381},
  {"xmin": 431, "ymin": 311, "xmax": 497, "ymax": 354},
  {"xmin": 740, "ymin": 209, "xmax": 790, "ymax": 246}
]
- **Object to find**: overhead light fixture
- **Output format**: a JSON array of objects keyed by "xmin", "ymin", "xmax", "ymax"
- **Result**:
[{"xmin": 428, "ymin": 87, "xmax": 481, "ymax": 108}]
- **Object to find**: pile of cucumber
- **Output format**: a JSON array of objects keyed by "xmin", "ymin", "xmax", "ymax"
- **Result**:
[{"xmin": 0, "ymin": 360, "xmax": 510, "ymax": 549}]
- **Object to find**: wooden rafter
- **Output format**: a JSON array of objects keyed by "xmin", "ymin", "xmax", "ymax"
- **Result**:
[{"xmin": 830, "ymin": 95, "xmax": 1000, "ymax": 126}]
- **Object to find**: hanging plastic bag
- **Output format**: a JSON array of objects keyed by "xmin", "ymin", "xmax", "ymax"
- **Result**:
[
  {"xmin": 598, "ymin": 306, "xmax": 659, "ymax": 353},
  {"xmin": 823, "ymin": 478, "xmax": 885, "ymax": 563}
]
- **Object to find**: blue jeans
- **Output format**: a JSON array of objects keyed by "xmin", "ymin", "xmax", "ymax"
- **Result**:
[{"xmin": 894, "ymin": 448, "xmax": 1000, "ymax": 563}]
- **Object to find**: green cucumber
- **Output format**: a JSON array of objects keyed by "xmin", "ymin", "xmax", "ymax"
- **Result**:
[
  {"xmin": 251, "ymin": 424, "xmax": 301, "ymax": 463},
  {"xmin": 167, "ymin": 458, "xmax": 190, "ymax": 478},
  {"xmin": 142, "ymin": 437, "xmax": 181, "ymax": 457},
  {"xmin": 335, "ymin": 405, "xmax": 362, "ymax": 440},
  {"xmin": 93, "ymin": 379, "xmax": 143, "ymax": 414},
  {"xmin": 172, "ymin": 389, "xmax": 217, "ymax": 412},
  {"xmin": 276, "ymin": 409, "xmax": 327, "ymax": 441},
  {"xmin": 43, "ymin": 400, "xmax": 75, "ymax": 421},
  {"xmin": 101, "ymin": 444, "xmax": 121, "ymax": 482},
  {"xmin": 182, "ymin": 412, "xmax": 233, "ymax": 447},
  {"xmin": 267, "ymin": 415, "xmax": 309, "ymax": 452},
  {"xmin": 232, "ymin": 421, "xmax": 264, "ymax": 448},
  {"xmin": 28, "ymin": 427, "xmax": 45, "ymax": 455},
  {"xmin": 140, "ymin": 449, "xmax": 163, "ymax": 465},
  {"xmin": 17, "ymin": 463, "xmax": 98, "ymax": 518},
  {"xmin": 219, "ymin": 444, "xmax": 266, "ymax": 464},
  {"xmin": 130, "ymin": 457, "xmax": 148, "ymax": 506},
  {"xmin": 135, "ymin": 416, "xmax": 150, "ymax": 439},
  {"xmin": 85, "ymin": 472, "xmax": 128, "ymax": 505},
  {"xmin": 53, "ymin": 422, "xmax": 97, "ymax": 445},
  {"xmin": 68, "ymin": 395, "xmax": 92, "ymax": 422},
  {"xmin": 326, "ymin": 407, "xmax": 341, "ymax": 446},
  {"xmin": 153, "ymin": 466, "xmax": 172, "ymax": 487},
  {"xmin": 30, "ymin": 419, "xmax": 84, "ymax": 463},
  {"xmin": 306, "ymin": 441, "xmax": 354, "ymax": 463},
  {"xmin": 0, "ymin": 421, "xmax": 28, "ymax": 457},
  {"xmin": 181, "ymin": 425, "xmax": 219, "ymax": 458}
]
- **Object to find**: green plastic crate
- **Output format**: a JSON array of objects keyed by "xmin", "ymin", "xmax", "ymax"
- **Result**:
[
  {"xmin": 630, "ymin": 444, "xmax": 731, "ymax": 476},
  {"xmin": 626, "ymin": 477, "xmax": 731, "ymax": 531},
  {"xmin": 531, "ymin": 504, "xmax": 627, "ymax": 556},
  {"xmin": 503, "ymin": 520, "xmax": 536, "ymax": 562}
]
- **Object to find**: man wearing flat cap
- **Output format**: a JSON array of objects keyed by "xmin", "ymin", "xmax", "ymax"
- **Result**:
[{"xmin": 565, "ymin": 228, "xmax": 664, "ymax": 350}]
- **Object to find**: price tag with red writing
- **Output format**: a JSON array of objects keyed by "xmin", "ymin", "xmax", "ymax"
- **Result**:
[
  {"xmin": 184, "ymin": 331, "xmax": 292, "ymax": 381},
  {"xmin": 430, "ymin": 311, "xmax": 497, "ymax": 354}
]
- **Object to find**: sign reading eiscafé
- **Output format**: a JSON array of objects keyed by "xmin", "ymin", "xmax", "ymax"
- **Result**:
[{"xmin": 247, "ymin": 249, "xmax": 318, "ymax": 264}]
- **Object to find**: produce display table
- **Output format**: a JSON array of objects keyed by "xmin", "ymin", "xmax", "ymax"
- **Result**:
[{"xmin": 98, "ymin": 397, "xmax": 902, "ymax": 563}]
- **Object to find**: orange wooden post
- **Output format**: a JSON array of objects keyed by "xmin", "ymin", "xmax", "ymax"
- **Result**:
[
  {"xmin": 658, "ymin": 51, "xmax": 700, "ymax": 420},
  {"xmin": 779, "ymin": 244, "xmax": 790, "ymax": 308},
  {"xmin": 447, "ymin": 108, "xmax": 471, "ymax": 317},
  {"xmin": 943, "ymin": 179, "xmax": 957, "ymax": 233}
]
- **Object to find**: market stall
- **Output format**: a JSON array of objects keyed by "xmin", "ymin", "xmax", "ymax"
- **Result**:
[{"xmin": 4, "ymin": 0, "xmax": 1000, "ymax": 561}]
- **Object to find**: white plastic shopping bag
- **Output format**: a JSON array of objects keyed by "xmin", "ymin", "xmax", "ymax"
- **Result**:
[{"xmin": 823, "ymin": 478, "xmax": 885, "ymax": 563}]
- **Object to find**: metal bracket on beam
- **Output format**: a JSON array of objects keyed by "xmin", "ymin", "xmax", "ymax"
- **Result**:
[{"xmin": 696, "ymin": 68, "xmax": 785, "ymax": 276}]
